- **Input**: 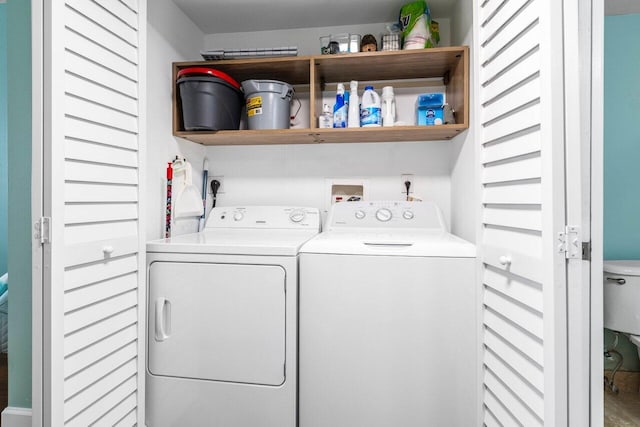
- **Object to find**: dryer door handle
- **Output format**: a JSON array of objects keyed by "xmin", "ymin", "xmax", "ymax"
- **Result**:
[
  {"xmin": 155, "ymin": 297, "xmax": 171, "ymax": 341},
  {"xmin": 363, "ymin": 242, "xmax": 414, "ymax": 247}
]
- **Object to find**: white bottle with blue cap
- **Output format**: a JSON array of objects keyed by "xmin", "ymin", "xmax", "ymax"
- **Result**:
[{"xmin": 360, "ymin": 86, "xmax": 382, "ymax": 127}]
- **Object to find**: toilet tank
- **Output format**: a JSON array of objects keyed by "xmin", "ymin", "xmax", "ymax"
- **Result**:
[{"xmin": 604, "ymin": 260, "xmax": 640, "ymax": 335}]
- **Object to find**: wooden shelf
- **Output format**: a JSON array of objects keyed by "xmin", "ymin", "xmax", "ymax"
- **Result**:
[
  {"xmin": 175, "ymin": 125, "xmax": 468, "ymax": 145},
  {"xmin": 173, "ymin": 46, "xmax": 469, "ymax": 146}
]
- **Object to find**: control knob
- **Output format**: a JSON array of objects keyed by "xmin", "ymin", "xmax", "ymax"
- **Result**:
[
  {"xmin": 233, "ymin": 211, "xmax": 244, "ymax": 222},
  {"xmin": 354, "ymin": 210, "xmax": 366, "ymax": 220},
  {"xmin": 289, "ymin": 209, "xmax": 306, "ymax": 223},
  {"xmin": 402, "ymin": 210, "xmax": 414, "ymax": 220},
  {"xmin": 375, "ymin": 208, "xmax": 393, "ymax": 222}
]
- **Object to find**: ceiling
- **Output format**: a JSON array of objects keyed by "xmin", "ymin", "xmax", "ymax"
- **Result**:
[
  {"xmin": 172, "ymin": 0, "xmax": 454, "ymax": 34},
  {"xmin": 172, "ymin": 0, "xmax": 640, "ymax": 35}
]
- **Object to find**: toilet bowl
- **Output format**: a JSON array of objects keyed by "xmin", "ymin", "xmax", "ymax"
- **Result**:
[{"xmin": 603, "ymin": 260, "xmax": 640, "ymax": 358}]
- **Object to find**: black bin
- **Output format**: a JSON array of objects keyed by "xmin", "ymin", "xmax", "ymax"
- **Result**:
[{"xmin": 177, "ymin": 67, "xmax": 243, "ymax": 131}]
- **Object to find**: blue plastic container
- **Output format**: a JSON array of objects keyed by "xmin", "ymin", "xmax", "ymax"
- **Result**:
[{"xmin": 416, "ymin": 93, "xmax": 444, "ymax": 126}]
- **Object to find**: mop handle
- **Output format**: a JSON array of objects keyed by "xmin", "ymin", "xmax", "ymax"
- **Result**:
[
  {"xmin": 198, "ymin": 159, "xmax": 209, "ymax": 232},
  {"xmin": 165, "ymin": 162, "xmax": 173, "ymax": 238}
]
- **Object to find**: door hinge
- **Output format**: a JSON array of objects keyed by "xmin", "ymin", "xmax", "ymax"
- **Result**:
[
  {"xmin": 582, "ymin": 241, "xmax": 592, "ymax": 261},
  {"xmin": 558, "ymin": 226, "xmax": 590, "ymax": 260},
  {"xmin": 34, "ymin": 217, "xmax": 51, "ymax": 244}
]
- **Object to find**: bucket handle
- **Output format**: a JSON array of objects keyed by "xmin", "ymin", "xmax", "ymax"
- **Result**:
[
  {"xmin": 290, "ymin": 95, "xmax": 302, "ymax": 121},
  {"xmin": 281, "ymin": 85, "xmax": 294, "ymax": 100}
]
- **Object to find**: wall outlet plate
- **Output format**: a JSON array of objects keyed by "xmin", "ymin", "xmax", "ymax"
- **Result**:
[{"xmin": 209, "ymin": 176, "xmax": 225, "ymax": 194}]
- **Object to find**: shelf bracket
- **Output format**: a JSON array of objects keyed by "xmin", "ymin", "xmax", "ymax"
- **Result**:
[{"xmin": 308, "ymin": 133, "xmax": 324, "ymax": 143}]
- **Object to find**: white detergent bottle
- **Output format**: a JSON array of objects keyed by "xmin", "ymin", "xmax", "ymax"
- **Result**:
[
  {"xmin": 360, "ymin": 86, "xmax": 381, "ymax": 127},
  {"xmin": 381, "ymin": 86, "xmax": 396, "ymax": 127},
  {"xmin": 348, "ymin": 80, "xmax": 360, "ymax": 128}
]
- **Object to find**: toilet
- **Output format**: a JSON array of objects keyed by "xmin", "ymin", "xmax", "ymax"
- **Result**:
[{"xmin": 603, "ymin": 260, "xmax": 640, "ymax": 358}]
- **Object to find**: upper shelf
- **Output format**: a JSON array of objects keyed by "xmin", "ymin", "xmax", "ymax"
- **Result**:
[
  {"xmin": 313, "ymin": 47, "xmax": 466, "ymax": 83},
  {"xmin": 172, "ymin": 46, "xmax": 469, "ymax": 145}
]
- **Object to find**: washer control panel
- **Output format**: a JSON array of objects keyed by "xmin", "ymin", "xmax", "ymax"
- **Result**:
[
  {"xmin": 327, "ymin": 201, "xmax": 446, "ymax": 231},
  {"xmin": 205, "ymin": 206, "xmax": 321, "ymax": 230}
]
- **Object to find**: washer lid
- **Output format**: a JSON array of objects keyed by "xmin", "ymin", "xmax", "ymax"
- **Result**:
[
  {"xmin": 300, "ymin": 229, "xmax": 476, "ymax": 257},
  {"xmin": 604, "ymin": 260, "xmax": 640, "ymax": 276},
  {"xmin": 147, "ymin": 228, "xmax": 320, "ymax": 256}
]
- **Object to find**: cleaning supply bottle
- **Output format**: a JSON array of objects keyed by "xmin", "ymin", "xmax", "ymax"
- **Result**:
[
  {"xmin": 348, "ymin": 80, "xmax": 360, "ymax": 128},
  {"xmin": 333, "ymin": 83, "xmax": 347, "ymax": 128},
  {"xmin": 381, "ymin": 86, "xmax": 396, "ymax": 127},
  {"xmin": 360, "ymin": 85, "xmax": 381, "ymax": 127},
  {"xmin": 344, "ymin": 89, "xmax": 350, "ymax": 126},
  {"xmin": 318, "ymin": 103, "xmax": 333, "ymax": 128}
]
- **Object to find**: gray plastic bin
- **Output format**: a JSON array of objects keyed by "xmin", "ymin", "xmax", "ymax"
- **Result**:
[
  {"xmin": 241, "ymin": 80, "xmax": 294, "ymax": 130},
  {"xmin": 177, "ymin": 67, "xmax": 243, "ymax": 131}
]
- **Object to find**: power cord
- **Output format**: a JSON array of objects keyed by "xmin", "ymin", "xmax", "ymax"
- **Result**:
[
  {"xmin": 404, "ymin": 180, "xmax": 411, "ymax": 201},
  {"xmin": 210, "ymin": 179, "xmax": 221, "ymax": 208}
]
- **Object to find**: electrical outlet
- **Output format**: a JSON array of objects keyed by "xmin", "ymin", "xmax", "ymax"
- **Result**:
[
  {"xmin": 401, "ymin": 174, "xmax": 414, "ymax": 196},
  {"xmin": 209, "ymin": 176, "xmax": 225, "ymax": 194}
]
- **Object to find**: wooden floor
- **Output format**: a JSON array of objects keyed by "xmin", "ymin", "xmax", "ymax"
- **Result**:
[
  {"xmin": 0, "ymin": 353, "xmax": 6, "ymax": 427},
  {"xmin": 605, "ymin": 388, "xmax": 640, "ymax": 426}
]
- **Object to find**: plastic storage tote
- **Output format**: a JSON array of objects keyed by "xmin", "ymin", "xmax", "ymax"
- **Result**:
[{"xmin": 177, "ymin": 67, "xmax": 244, "ymax": 131}]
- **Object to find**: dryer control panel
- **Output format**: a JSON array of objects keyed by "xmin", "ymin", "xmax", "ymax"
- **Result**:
[
  {"xmin": 205, "ymin": 206, "xmax": 321, "ymax": 230},
  {"xmin": 326, "ymin": 201, "xmax": 447, "ymax": 231}
]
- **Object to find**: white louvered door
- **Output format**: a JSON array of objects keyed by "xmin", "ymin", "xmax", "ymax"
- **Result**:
[
  {"xmin": 475, "ymin": 1, "xmax": 569, "ymax": 426},
  {"xmin": 38, "ymin": 1, "xmax": 146, "ymax": 425}
]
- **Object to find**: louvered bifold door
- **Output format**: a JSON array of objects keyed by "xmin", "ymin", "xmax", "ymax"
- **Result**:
[
  {"xmin": 475, "ymin": 1, "xmax": 568, "ymax": 426},
  {"xmin": 42, "ymin": 1, "xmax": 145, "ymax": 426}
]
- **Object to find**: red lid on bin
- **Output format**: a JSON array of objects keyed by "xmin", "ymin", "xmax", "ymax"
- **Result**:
[{"xmin": 177, "ymin": 67, "xmax": 241, "ymax": 90}]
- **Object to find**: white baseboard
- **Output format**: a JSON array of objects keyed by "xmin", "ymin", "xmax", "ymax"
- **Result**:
[{"xmin": 1, "ymin": 407, "xmax": 32, "ymax": 427}]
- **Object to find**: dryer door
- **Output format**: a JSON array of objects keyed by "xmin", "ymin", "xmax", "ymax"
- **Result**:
[{"xmin": 148, "ymin": 262, "xmax": 286, "ymax": 385}]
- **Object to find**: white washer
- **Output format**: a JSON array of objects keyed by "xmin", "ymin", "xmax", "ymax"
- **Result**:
[
  {"xmin": 146, "ymin": 206, "xmax": 320, "ymax": 427},
  {"xmin": 299, "ymin": 201, "xmax": 476, "ymax": 427}
]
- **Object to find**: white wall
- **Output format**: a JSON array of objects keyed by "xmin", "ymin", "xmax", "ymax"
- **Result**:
[
  {"xmin": 199, "ymin": 17, "xmax": 471, "ymax": 229},
  {"xmin": 448, "ymin": 0, "xmax": 476, "ymax": 243},
  {"xmin": 204, "ymin": 20, "xmax": 451, "ymax": 56},
  {"xmin": 146, "ymin": 0, "xmax": 206, "ymax": 239},
  {"xmin": 204, "ymin": 141, "xmax": 453, "ymax": 223},
  {"xmin": 150, "ymin": 10, "xmax": 476, "ymax": 236}
]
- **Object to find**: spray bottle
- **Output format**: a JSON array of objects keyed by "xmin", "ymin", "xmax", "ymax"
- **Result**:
[
  {"xmin": 348, "ymin": 80, "xmax": 360, "ymax": 128},
  {"xmin": 333, "ymin": 83, "xmax": 347, "ymax": 128}
]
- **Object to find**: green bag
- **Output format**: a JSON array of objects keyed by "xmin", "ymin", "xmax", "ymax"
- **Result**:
[{"xmin": 399, "ymin": 0, "xmax": 438, "ymax": 49}]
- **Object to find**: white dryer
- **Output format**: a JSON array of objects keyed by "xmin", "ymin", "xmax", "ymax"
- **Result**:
[
  {"xmin": 146, "ymin": 206, "xmax": 320, "ymax": 427},
  {"xmin": 299, "ymin": 201, "xmax": 476, "ymax": 427}
]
